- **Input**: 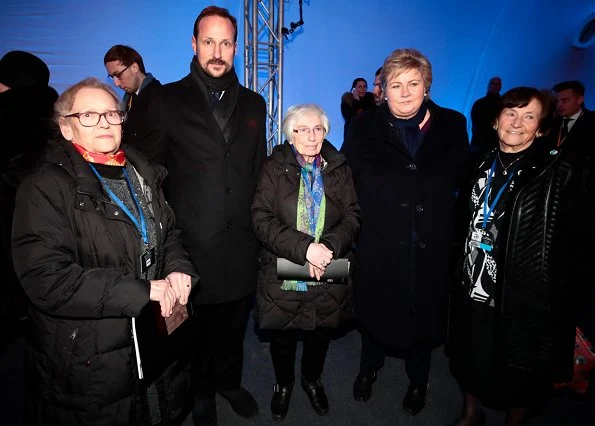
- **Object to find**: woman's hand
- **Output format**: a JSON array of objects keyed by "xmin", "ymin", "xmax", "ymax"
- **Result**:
[
  {"xmin": 149, "ymin": 280, "xmax": 176, "ymax": 317},
  {"xmin": 165, "ymin": 272, "xmax": 192, "ymax": 305},
  {"xmin": 352, "ymin": 88, "xmax": 360, "ymax": 101},
  {"xmin": 306, "ymin": 242, "xmax": 333, "ymax": 270},
  {"xmin": 308, "ymin": 263, "xmax": 326, "ymax": 281}
]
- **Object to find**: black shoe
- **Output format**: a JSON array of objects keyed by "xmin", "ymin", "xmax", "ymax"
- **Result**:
[
  {"xmin": 448, "ymin": 410, "xmax": 486, "ymax": 426},
  {"xmin": 217, "ymin": 386, "xmax": 259, "ymax": 418},
  {"xmin": 271, "ymin": 382, "xmax": 294, "ymax": 421},
  {"xmin": 300, "ymin": 376, "xmax": 329, "ymax": 416},
  {"xmin": 402, "ymin": 384, "xmax": 427, "ymax": 416},
  {"xmin": 192, "ymin": 397, "xmax": 217, "ymax": 426},
  {"xmin": 353, "ymin": 370, "xmax": 377, "ymax": 402}
]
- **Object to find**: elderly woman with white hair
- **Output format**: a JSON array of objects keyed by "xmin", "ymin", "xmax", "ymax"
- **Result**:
[{"xmin": 252, "ymin": 104, "xmax": 360, "ymax": 421}]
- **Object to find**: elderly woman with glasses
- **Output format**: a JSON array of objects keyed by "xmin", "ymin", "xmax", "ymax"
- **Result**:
[
  {"xmin": 11, "ymin": 77, "xmax": 198, "ymax": 425},
  {"xmin": 252, "ymin": 104, "xmax": 360, "ymax": 421}
]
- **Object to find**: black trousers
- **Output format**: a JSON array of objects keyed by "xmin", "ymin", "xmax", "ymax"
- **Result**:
[
  {"xmin": 270, "ymin": 328, "xmax": 331, "ymax": 386},
  {"xmin": 359, "ymin": 327, "xmax": 432, "ymax": 388},
  {"xmin": 191, "ymin": 294, "xmax": 252, "ymax": 399}
]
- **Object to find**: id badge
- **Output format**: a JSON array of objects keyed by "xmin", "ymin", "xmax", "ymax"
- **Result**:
[
  {"xmin": 470, "ymin": 229, "xmax": 494, "ymax": 252},
  {"xmin": 140, "ymin": 247, "xmax": 156, "ymax": 274}
]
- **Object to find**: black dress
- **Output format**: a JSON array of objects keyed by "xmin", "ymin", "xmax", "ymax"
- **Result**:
[{"xmin": 451, "ymin": 149, "xmax": 551, "ymax": 408}]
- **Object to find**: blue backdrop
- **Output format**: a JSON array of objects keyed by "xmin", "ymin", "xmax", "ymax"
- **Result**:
[{"xmin": 1, "ymin": 0, "xmax": 593, "ymax": 148}]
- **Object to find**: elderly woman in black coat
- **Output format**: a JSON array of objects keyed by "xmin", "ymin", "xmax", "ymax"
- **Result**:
[
  {"xmin": 341, "ymin": 48, "xmax": 469, "ymax": 416},
  {"xmin": 252, "ymin": 104, "xmax": 360, "ymax": 421},
  {"xmin": 12, "ymin": 78, "xmax": 198, "ymax": 425},
  {"xmin": 448, "ymin": 87, "xmax": 593, "ymax": 426}
]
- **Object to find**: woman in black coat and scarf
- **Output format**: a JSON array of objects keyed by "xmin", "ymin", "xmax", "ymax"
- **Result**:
[
  {"xmin": 252, "ymin": 104, "xmax": 360, "ymax": 421},
  {"xmin": 12, "ymin": 78, "xmax": 198, "ymax": 426},
  {"xmin": 448, "ymin": 87, "xmax": 593, "ymax": 426},
  {"xmin": 341, "ymin": 48, "xmax": 469, "ymax": 416}
]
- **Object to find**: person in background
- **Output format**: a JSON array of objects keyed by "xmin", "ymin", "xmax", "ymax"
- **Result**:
[
  {"xmin": 252, "ymin": 104, "xmax": 360, "ymax": 421},
  {"xmin": 342, "ymin": 48, "xmax": 469, "ymax": 416},
  {"xmin": 0, "ymin": 50, "xmax": 58, "ymax": 330},
  {"xmin": 470, "ymin": 76, "xmax": 502, "ymax": 159},
  {"xmin": 449, "ymin": 86, "xmax": 593, "ymax": 426},
  {"xmin": 550, "ymin": 80, "xmax": 594, "ymax": 162},
  {"xmin": 104, "ymin": 45, "xmax": 163, "ymax": 163},
  {"xmin": 372, "ymin": 67, "xmax": 383, "ymax": 106},
  {"xmin": 341, "ymin": 77, "xmax": 376, "ymax": 137},
  {"xmin": 11, "ymin": 77, "xmax": 198, "ymax": 425}
]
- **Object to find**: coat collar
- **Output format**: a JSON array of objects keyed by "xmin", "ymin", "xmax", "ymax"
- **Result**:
[
  {"xmin": 47, "ymin": 139, "xmax": 167, "ymax": 199},
  {"xmin": 275, "ymin": 140, "xmax": 346, "ymax": 174}
]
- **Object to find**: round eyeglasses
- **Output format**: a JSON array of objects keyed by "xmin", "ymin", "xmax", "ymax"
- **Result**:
[{"xmin": 64, "ymin": 110, "xmax": 126, "ymax": 127}]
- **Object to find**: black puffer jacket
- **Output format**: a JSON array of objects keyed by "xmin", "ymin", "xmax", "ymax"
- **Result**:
[
  {"xmin": 449, "ymin": 143, "xmax": 594, "ymax": 381},
  {"xmin": 251, "ymin": 141, "xmax": 360, "ymax": 330},
  {"xmin": 12, "ymin": 140, "xmax": 197, "ymax": 425}
]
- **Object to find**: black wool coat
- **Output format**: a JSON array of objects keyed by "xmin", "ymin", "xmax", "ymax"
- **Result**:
[
  {"xmin": 154, "ymin": 71, "xmax": 267, "ymax": 305},
  {"xmin": 342, "ymin": 101, "xmax": 469, "ymax": 347},
  {"xmin": 11, "ymin": 140, "xmax": 198, "ymax": 425},
  {"xmin": 122, "ymin": 76, "xmax": 163, "ymax": 163},
  {"xmin": 251, "ymin": 141, "xmax": 360, "ymax": 330}
]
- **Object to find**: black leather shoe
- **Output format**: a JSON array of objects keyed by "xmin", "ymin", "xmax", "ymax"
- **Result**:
[
  {"xmin": 353, "ymin": 370, "xmax": 377, "ymax": 402},
  {"xmin": 217, "ymin": 386, "xmax": 259, "ymax": 418},
  {"xmin": 402, "ymin": 384, "xmax": 427, "ymax": 416},
  {"xmin": 192, "ymin": 397, "xmax": 217, "ymax": 426},
  {"xmin": 300, "ymin": 376, "xmax": 329, "ymax": 416},
  {"xmin": 448, "ymin": 410, "xmax": 486, "ymax": 426},
  {"xmin": 271, "ymin": 382, "xmax": 294, "ymax": 421}
]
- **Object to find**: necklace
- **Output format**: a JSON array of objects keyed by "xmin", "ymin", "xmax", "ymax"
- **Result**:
[{"xmin": 497, "ymin": 152, "xmax": 524, "ymax": 175}]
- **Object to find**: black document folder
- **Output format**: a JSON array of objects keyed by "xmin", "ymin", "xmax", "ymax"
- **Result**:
[
  {"xmin": 276, "ymin": 258, "xmax": 350, "ymax": 284},
  {"xmin": 133, "ymin": 301, "xmax": 194, "ymax": 382}
]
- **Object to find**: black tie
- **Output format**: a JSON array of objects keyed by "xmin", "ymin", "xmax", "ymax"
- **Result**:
[
  {"xmin": 211, "ymin": 90, "xmax": 223, "ymax": 101},
  {"xmin": 561, "ymin": 118, "xmax": 572, "ymax": 138}
]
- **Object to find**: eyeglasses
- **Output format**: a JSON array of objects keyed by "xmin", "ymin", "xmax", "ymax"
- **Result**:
[
  {"xmin": 293, "ymin": 126, "xmax": 326, "ymax": 136},
  {"xmin": 107, "ymin": 65, "xmax": 130, "ymax": 80},
  {"xmin": 64, "ymin": 110, "xmax": 126, "ymax": 127}
]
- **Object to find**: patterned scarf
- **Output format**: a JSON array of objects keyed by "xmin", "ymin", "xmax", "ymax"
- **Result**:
[
  {"xmin": 72, "ymin": 142, "xmax": 126, "ymax": 166},
  {"xmin": 281, "ymin": 145, "xmax": 326, "ymax": 291}
]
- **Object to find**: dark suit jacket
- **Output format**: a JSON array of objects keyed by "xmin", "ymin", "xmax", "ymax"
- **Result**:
[
  {"xmin": 153, "ymin": 72, "xmax": 267, "ymax": 305},
  {"xmin": 550, "ymin": 109, "xmax": 595, "ymax": 161},
  {"xmin": 122, "ymin": 76, "xmax": 162, "ymax": 163}
]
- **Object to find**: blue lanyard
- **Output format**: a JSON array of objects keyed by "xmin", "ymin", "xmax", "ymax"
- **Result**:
[
  {"xmin": 88, "ymin": 164, "xmax": 149, "ymax": 245},
  {"xmin": 482, "ymin": 157, "xmax": 517, "ymax": 230}
]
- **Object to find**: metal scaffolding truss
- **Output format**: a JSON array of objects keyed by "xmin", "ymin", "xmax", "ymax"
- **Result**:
[{"xmin": 244, "ymin": 0, "xmax": 284, "ymax": 153}]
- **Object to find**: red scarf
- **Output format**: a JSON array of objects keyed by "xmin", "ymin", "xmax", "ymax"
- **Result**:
[{"xmin": 72, "ymin": 143, "xmax": 126, "ymax": 166}]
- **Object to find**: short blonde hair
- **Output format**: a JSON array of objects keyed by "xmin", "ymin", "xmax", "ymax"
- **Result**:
[
  {"xmin": 282, "ymin": 104, "xmax": 330, "ymax": 142},
  {"xmin": 380, "ymin": 48, "xmax": 433, "ymax": 94},
  {"xmin": 54, "ymin": 77, "xmax": 121, "ymax": 124}
]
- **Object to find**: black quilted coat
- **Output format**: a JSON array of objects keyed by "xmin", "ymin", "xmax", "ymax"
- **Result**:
[
  {"xmin": 251, "ymin": 141, "xmax": 360, "ymax": 330},
  {"xmin": 449, "ymin": 143, "xmax": 593, "ymax": 381},
  {"xmin": 12, "ymin": 140, "xmax": 197, "ymax": 425}
]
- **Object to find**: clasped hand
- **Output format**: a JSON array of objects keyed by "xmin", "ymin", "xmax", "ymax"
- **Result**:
[
  {"xmin": 149, "ymin": 272, "xmax": 192, "ymax": 317},
  {"xmin": 306, "ymin": 242, "xmax": 333, "ymax": 281}
]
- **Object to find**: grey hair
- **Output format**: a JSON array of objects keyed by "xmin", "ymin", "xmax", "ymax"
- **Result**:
[
  {"xmin": 282, "ymin": 104, "xmax": 330, "ymax": 142},
  {"xmin": 54, "ymin": 77, "xmax": 122, "ymax": 124}
]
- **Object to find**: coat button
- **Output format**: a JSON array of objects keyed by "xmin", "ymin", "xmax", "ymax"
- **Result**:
[
  {"xmin": 406, "ymin": 163, "xmax": 417, "ymax": 171},
  {"xmin": 114, "ymin": 211, "xmax": 119, "ymax": 216},
  {"xmin": 79, "ymin": 202, "xmax": 84, "ymax": 207},
  {"xmin": 85, "ymin": 360, "xmax": 91, "ymax": 367},
  {"xmin": 415, "ymin": 204, "xmax": 424, "ymax": 212},
  {"xmin": 224, "ymin": 152, "xmax": 230, "ymax": 158},
  {"xmin": 226, "ymin": 187, "xmax": 232, "ymax": 193},
  {"xmin": 226, "ymin": 222, "xmax": 232, "ymax": 229}
]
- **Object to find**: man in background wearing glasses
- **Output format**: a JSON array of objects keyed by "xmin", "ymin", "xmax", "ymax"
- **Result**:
[{"xmin": 104, "ymin": 45, "xmax": 162, "ymax": 163}]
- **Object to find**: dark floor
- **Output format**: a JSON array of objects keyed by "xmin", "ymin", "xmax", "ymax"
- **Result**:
[{"xmin": 2, "ymin": 316, "xmax": 593, "ymax": 426}]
